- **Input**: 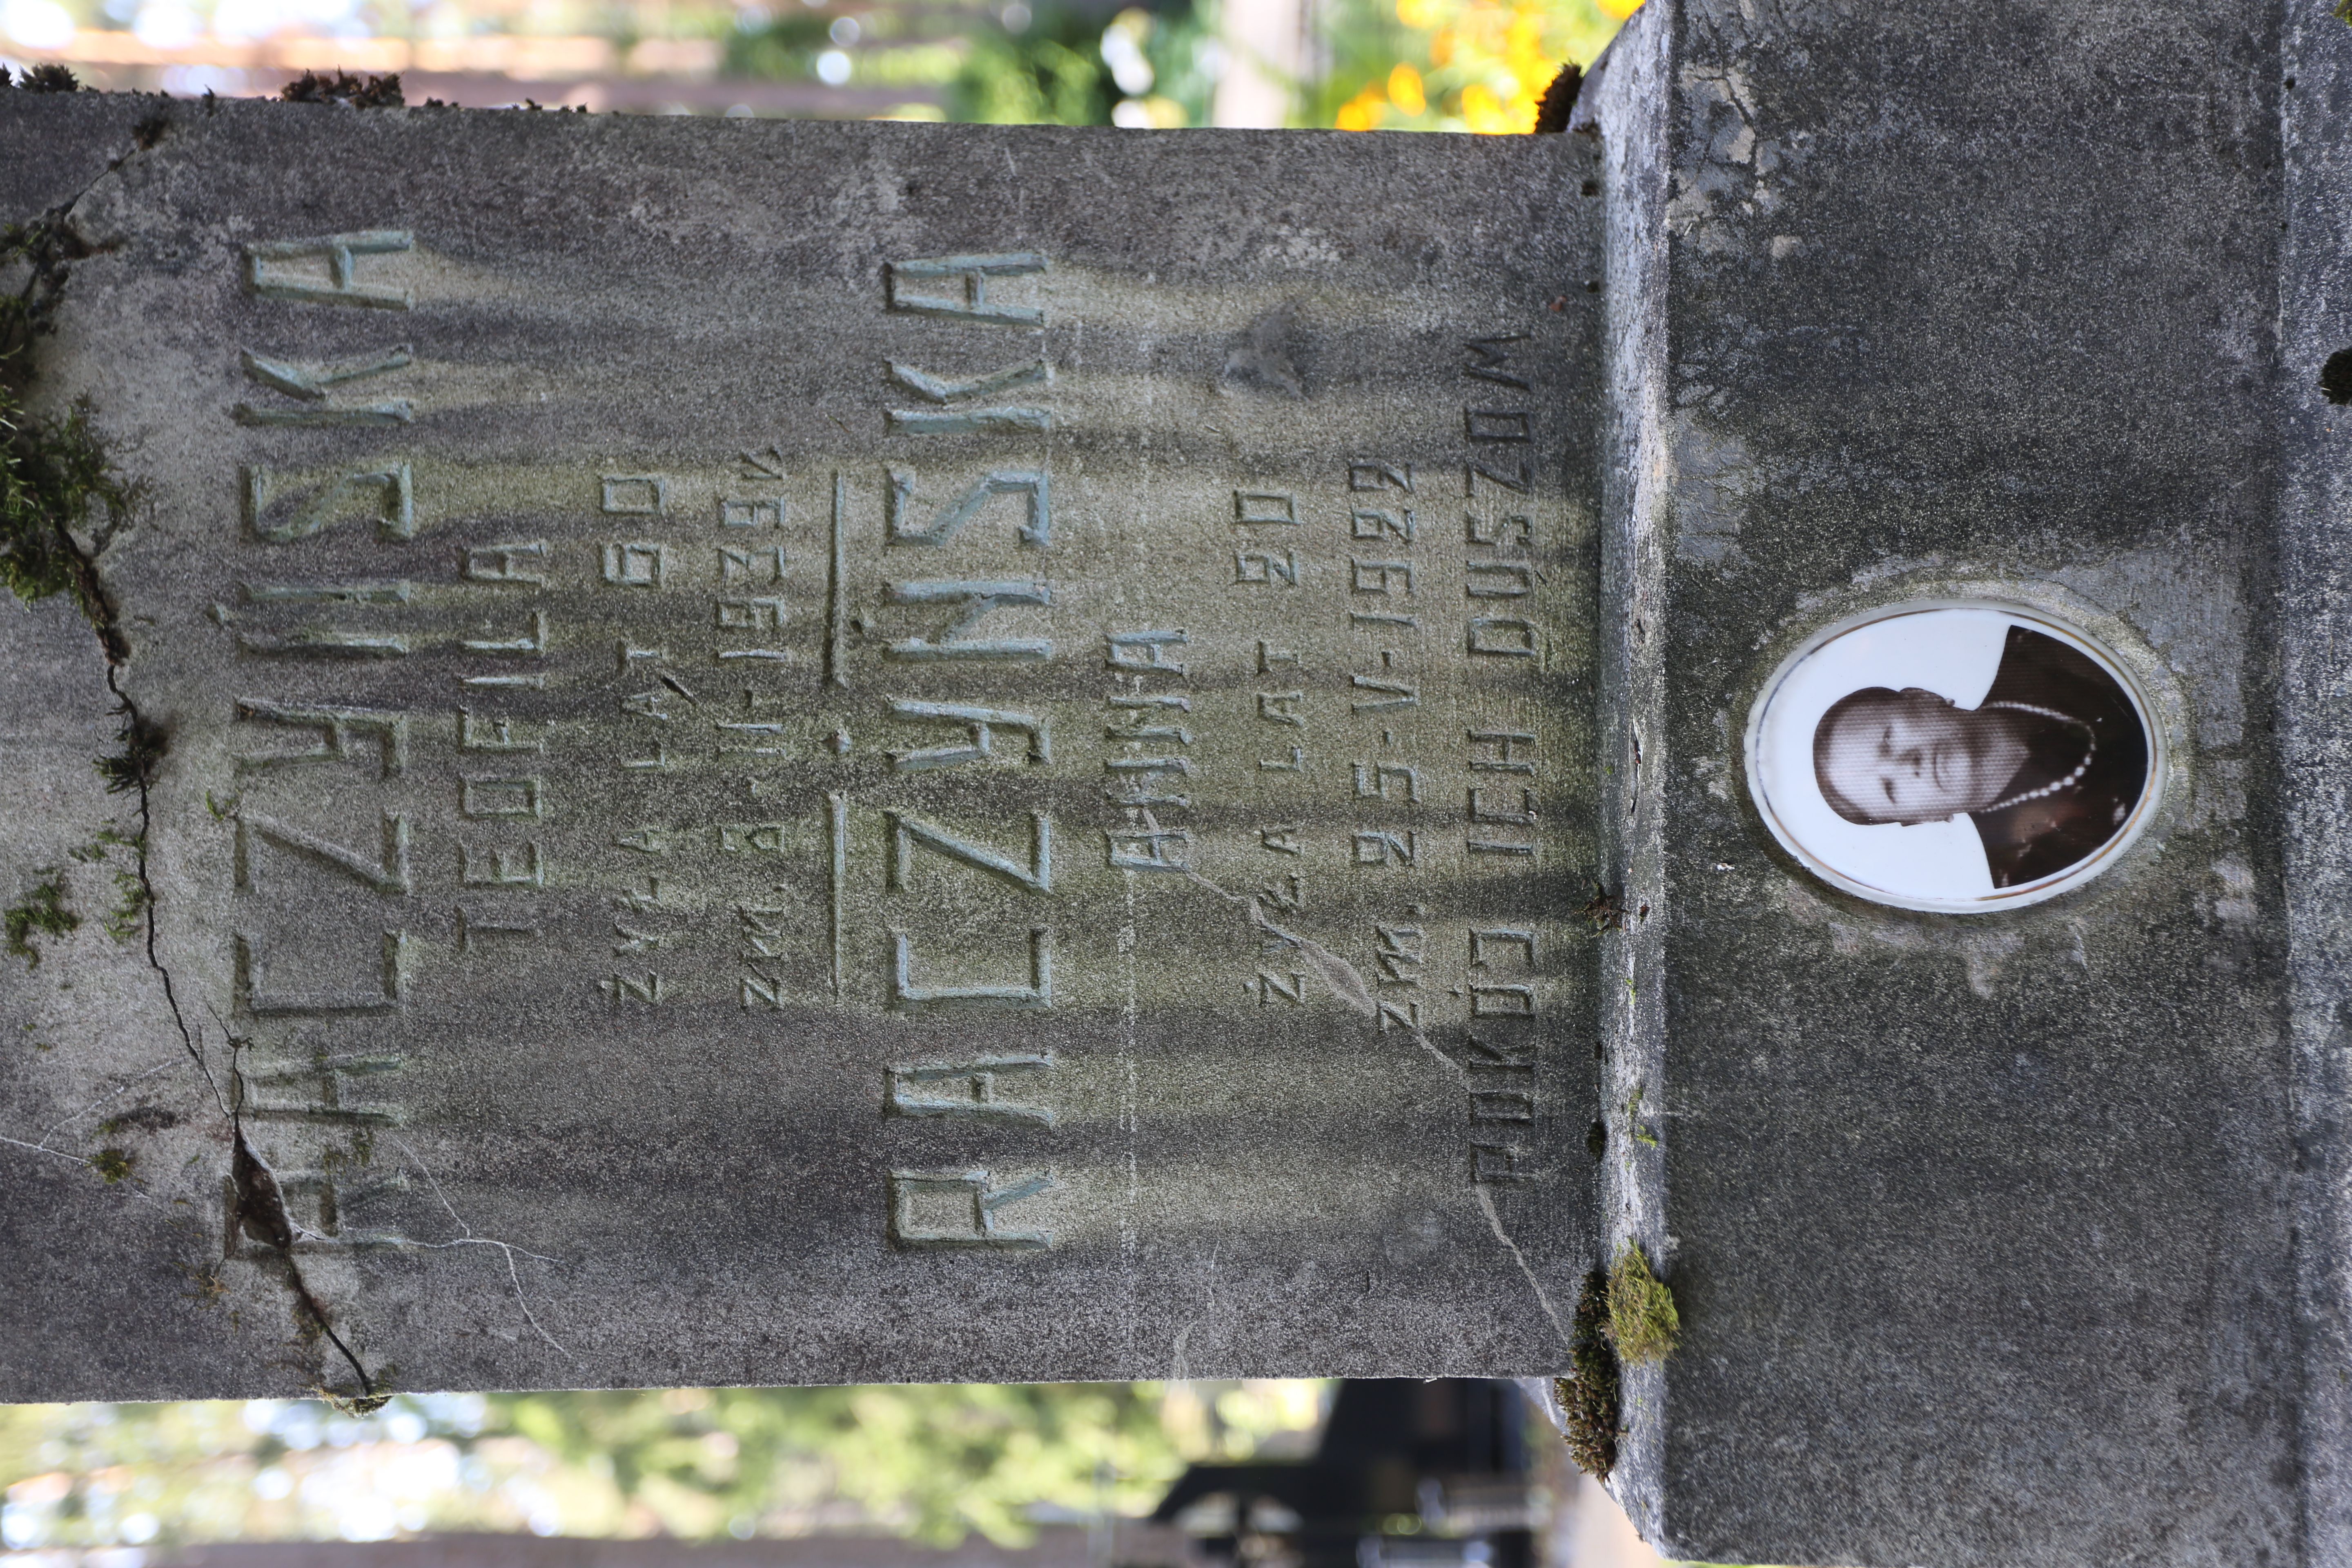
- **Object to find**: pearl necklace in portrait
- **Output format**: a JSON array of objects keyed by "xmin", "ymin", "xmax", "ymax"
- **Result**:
[{"xmin": 1980, "ymin": 699, "xmax": 2096, "ymax": 813}]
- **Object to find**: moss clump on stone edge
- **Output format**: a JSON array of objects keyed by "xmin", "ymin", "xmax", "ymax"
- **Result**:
[
  {"xmin": 0, "ymin": 390, "xmax": 119, "ymax": 613},
  {"xmin": 3, "ymin": 64, "xmax": 83, "ymax": 93},
  {"xmin": 2, "ymin": 222, "xmax": 135, "ymax": 625},
  {"xmin": 1609, "ymin": 1241, "xmax": 1682, "ymax": 1366},
  {"xmin": 1555, "ymin": 1266, "xmax": 1622, "ymax": 1479}
]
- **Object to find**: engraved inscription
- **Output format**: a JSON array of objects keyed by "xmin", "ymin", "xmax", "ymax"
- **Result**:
[
  {"xmin": 234, "ymin": 345, "xmax": 414, "ymax": 426},
  {"xmin": 886, "ymin": 470, "xmax": 1051, "ymax": 548},
  {"xmin": 887, "ymin": 1056, "xmax": 1054, "ymax": 1123},
  {"xmin": 892, "ymin": 928, "xmax": 1052, "ymax": 1010},
  {"xmin": 181, "ymin": 208, "xmax": 1588, "ymax": 1306},
  {"xmin": 245, "ymin": 463, "xmax": 415, "ymax": 543},
  {"xmin": 888, "ymin": 1169, "xmax": 1055, "ymax": 1248},
  {"xmin": 886, "ymin": 701, "xmax": 1050, "ymax": 771},
  {"xmin": 883, "ymin": 580, "xmax": 1052, "ymax": 662},
  {"xmin": 244, "ymin": 231, "xmax": 414, "ymax": 310},
  {"xmin": 885, "ymin": 254, "xmax": 1048, "ymax": 327}
]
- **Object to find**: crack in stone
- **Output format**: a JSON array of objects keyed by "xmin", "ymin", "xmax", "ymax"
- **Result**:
[
  {"xmin": 1180, "ymin": 869, "xmax": 1564, "ymax": 1348},
  {"xmin": 1476, "ymin": 1186, "xmax": 1573, "ymax": 1354},
  {"xmin": 229, "ymin": 1058, "xmax": 382, "ymax": 1405},
  {"xmin": 105, "ymin": 662, "xmax": 228, "ymax": 1120},
  {"xmin": 11, "ymin": 120, "xmax": 386, "ymax": 1407},
  {"xmin": 386, "ymin": 1134, "xmax": 572, "ymax": 1361},
  {"xmin": 1184, "ymin": 868, "xmax": 1466, "ymax": 1077}
]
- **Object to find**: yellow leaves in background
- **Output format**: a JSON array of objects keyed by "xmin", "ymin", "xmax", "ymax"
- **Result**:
[
  {"xmin": 1388, "ymin": 62, "xmax": 1427, "ymax": 115},
  {"xmin": 1461, "ymin": 80, "xmax": 1510, "ymax": 132},
  {"xmin": 1322, "ymin": 0, "xmax": 1630, "ymax": 134}
]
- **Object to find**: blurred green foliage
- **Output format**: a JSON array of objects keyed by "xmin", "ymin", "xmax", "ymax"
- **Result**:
[
  {"xmin": 497, "ymin": 1383, "xmax": 1184, "ymax": 1544},
  {"xmin": 949, "ymin": 2, "xmax": 1214, "ymax": 127},
  {"xmin": 0, "ymin": 1381, "xmax": 1329, "ymax": 1550},
  {"xmin": 722, "ymin": 9, "xmax": 835, "ymax": 80},
  {"xmin": 934, "ymin": 0, "xmax": 1624, "ymax": 131},
  {"xmin": 951, "ymin": 9, "xmax": 1107, "ymax": 125}
]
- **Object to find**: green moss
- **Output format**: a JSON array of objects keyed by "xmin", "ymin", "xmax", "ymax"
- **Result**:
[
  {"xmin": 1555, "ymin": 1266, "xmax": 1621, "ymax": 1479},
  {"xmin": 1608, "ymin": 1242, "xmax": 1682, "ymax": 1367},
  {"xmin": 0, "ymin": 398, "xmax": 119, "ymax": 610},
  {"xmin": 4, "ymin": 869, "xmax": 76, "ymax": 968},
  {"xmin": 5, "ymin": 64, "xmax": 82, "ymax": 92},
  {"xmin": 89, "ymin": 1147, "xmax": 134, "ymax": 1183},
  {"xmin": 66, "ymin": 829, "xmax": 149, "ymax": 941},
  {"xmin": 96, "ymin": 708, "xmax": 167, "ymax": 794},
  {"xmin": 279, "ymin": 69, "xmax": 403, "ymax": 107},
  {"xmin": 1626, "ymin": 1085, "xmax": 1659, "ymax": 1147},
  {"xmin": 2, "ymin": 218, "xmax": 137, "ymax": 630},
  {"xmin": 102, "ymin": 867, "xmax": 149, "ymax": 942}
]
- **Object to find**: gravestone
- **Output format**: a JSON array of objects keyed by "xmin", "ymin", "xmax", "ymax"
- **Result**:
[
  {"xmin": 0, "ymin": 102, "xmax": 1602, "ymax": 1401},
  {"xmin": 11, "ymin": 0, "xmax": 2352, "ymax": 1563}
]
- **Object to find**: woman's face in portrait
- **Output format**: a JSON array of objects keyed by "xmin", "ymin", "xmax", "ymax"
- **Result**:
[
  {"xmin": 1748, "ymin": 604, "xmax": 2159, "ymax": 912},
  {"xmin": 1818, "ymin": 688, "xmax": 2021, "ymax": 824}
]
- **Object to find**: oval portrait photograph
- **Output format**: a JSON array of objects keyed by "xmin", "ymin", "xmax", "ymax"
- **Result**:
[{"xmin": 1746, "ymin": 603, "xmax": 2161, "ymax": 912}]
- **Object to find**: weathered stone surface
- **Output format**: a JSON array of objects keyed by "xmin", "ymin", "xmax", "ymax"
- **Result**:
[
  {"xmin": 0, "ymin": 89, "xmax": 158, "ymax": 223},
  {"xmin": 1589, "ymin": 2, "xmax": 2310, "ymax": 1565},
  {"xmin": 20, "ymin": 6, "xmax": 2352, "ymax": 1561},
  {"xmin": 2283, "ymin": 4, "xmax": 2352, "ymax": 1563},
  {"xmin": 0, "ymin": 104, "xmax": 1601, "ymax": 1401}
]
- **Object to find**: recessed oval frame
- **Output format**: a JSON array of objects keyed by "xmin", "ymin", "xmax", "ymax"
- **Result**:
[{"xmin": 1742, "ymin": 598, "xmax": 2168, "ymax": 914}]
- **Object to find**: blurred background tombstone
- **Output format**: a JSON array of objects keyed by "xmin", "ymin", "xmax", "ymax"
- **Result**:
[{"xmin": 1152, "ymin": 1381, "xmax": 1534, "ymax": 1568}]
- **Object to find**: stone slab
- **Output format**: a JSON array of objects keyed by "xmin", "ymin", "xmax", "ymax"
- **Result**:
[
  {"xmin": 2282, "ymin": 2, "xmax": 2352, "ymax": 1561},
  {"xmin": 1590, "ymin": 2, "xmax": 2310, "ymax": 1565},
  {"xmin": 0, "ymin": 103, "xmax": 1603, "ymax": 1401}
]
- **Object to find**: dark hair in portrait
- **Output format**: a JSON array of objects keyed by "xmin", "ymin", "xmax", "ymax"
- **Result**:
[{"xmin": 1812, "ymin": 626, "xmax": 2149, "ymax": 889}]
